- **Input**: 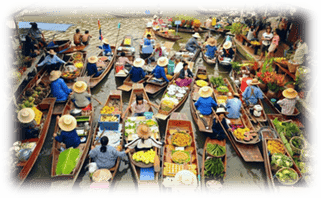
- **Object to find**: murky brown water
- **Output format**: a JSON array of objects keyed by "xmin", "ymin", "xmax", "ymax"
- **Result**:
[{"xmin": 15, "ymin": 14, "xmax": 269, "ymax": 192}]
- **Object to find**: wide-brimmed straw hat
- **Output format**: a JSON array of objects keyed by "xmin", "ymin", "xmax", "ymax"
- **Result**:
[
  {"xmin": 207, "ymin": 37, "xmax": 217, "ymax": 46},
  {"xmin": 216, "ymin": 107, "xmax": 228, "ymax": 115},
  {"xmin": 48, "ymin": 49, "xmax": 56, "ymax": 55},
  {"xmin": 58, "ymin": 115, "xmax": 77, "ymax": 131},
  {"xmin": 282, "ymin": 88, "xmax": 298, "ymax": 99},
  {"xmin": 198, "ymin": 86, "xmax": 213, "ymax": 98},
  {"xmin": 223, "ymin": 41, "xmax": 232, "ymax": 49},
  {"xmin": 133, "ymin": 58, "xmax": 145, "ymax": 67},
  {"xmin": 49, "ymin": 70, "xmax": 62, "ymax": 82},
  {"xmin": 17, "ymin": 108, "xmax": 35, "ymax": 123},
  {"xmin": 192, "ymin": 33, "xmax": 201, "ymax": 39},
  {"xmin": 157, "ymin": 57, "xmax": 169, "ymax": 67},
  {"xmin": 137, "ymin": 124, "xmax": 151, "ymax": 139},
  {"xmin": 250, "ymin": 78, "xmax": 260, "ymax": 85},
  {"xmin": 233, "ymin": 92, "xmax": 240, "ymax": 97},
  {"xmin": 88, "ymin": 56, "xmax": 98, "ymax": 64},
  {"xmin": 175, "ymin": 170, "xmax": 197, "ymax": 187},
  {"xmin": 102, "ymin": 38, "xmax": 109, "ymax": 44},
  {"xmin": 92, "ymin": 169, "xmax": 112, "ymax": 182},
  {"xmin": 73, "ymin": 81, "xmax": 87, "ymax": 93}
]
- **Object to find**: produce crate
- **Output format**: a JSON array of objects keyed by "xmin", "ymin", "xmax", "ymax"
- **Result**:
[{"xmin": 99, "ymin": 114, "xmax": 120, "ymax": 131}]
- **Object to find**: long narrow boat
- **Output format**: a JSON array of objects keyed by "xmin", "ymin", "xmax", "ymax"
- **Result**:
[
  {"xmin": 46, "ymin": 40, "xmax": 71, "ymax": 53},
  {"xmin": 89, "ymin": 46, "xmax": 116, "ymax": 88},
  {"xmin": 115, "ymin": 35, "xmax": 135, "ymax": 78},
  {"xmin": 216, "ymin": 35, "xmax": 236, "ymax": 69},
  {"xmin": 140, "ymin": 27, "xmax": 158, "ymax": 59},
  {"xmin": 161, "ymin": 113, "xmax": 200, "ymax": 190},
  {"xmin": 153, "ymin": 29, "xmax": 182, "ymax": 41},
  {"xmin": 51, "ymin": 77, "xmax": 94, "ymax": 183},
  {"xmin": 201, "ymin": 137, "xmax": 227, "ymax": 190},
  {"xmin": 267, "ymin": 114, "xmax": 305, "ymax": 132},
  {"xmin": 61, "ymin": 51, "xmax": 88, "ymax": 81},
  {"xmin": 144, "ymin": 73, "xmax": 179, "ymax": 97},
  {"xmin": 190, "ymin": 66, "xmax": 215, "ymax": 133},
  {"xmin": 61, "ymin": 45, "xmax": 88, "ymax": 54},
  {"xmin": 117, "ymin": 74, "xmax": 149, "ymax": 92},
  {"xmin": 122, "ymin": 83, "xmax": 161, "ymax": 187},
  {"xmin": 169, "ymin": 26, "xmax": 207, "ymax": 34},
  {"xmin": 16, "ymin": 97, "xmax": 56, "ymax": 185},
  {"xmin": 201, "ymin": 44, "xmax": 217, "ymax": 66}
]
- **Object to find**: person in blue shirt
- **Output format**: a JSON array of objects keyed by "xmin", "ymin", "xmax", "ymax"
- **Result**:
[
  {"xmin": 194, "ymin": 86, "xmax": 217, "ymax": 115},
  {"xmin": 86, "ymin": 56, "xmax": 105, "ymax": 77},
  {"xmin": 98, "ymin": 38, "xmax": 113, "ymax": 58},
  {"xmin": 151, "ymin": 57, "xmax": 169, "ymax": 83},
  {"xmin": 129, "ymin": 58, "xmax": 146, "ymax": 83},
  {"xmin": 209, "ymin": 107, "xmax": 232, "ymax": 140},
  {"xmin": 53, "ymin": 115, "xmax": 81, "ymax": 149},
  {"xmin": 186, "ymin": 33, "xmax": 201, "ymax": 53},
  {"xmin": 144, "ymin": 34, "xmax": 154, "ymax": 46},
  {"xmin": 37, "ymin": 49, "xmax": 66, "ymax": 73},
  {"xmin": 204, "ymin": 37, "xmax": 217, "ymax": 59},
  {"xmin": 49, "ymin": 70, "xmax": 72, "ymax": 102},
  {"xmin": 226, "ymin": 93, "xmax": 242, "ymax": 119},
  {"xmin": 242, "ymin": 79, "xmax": 263, "ymax": 106}
]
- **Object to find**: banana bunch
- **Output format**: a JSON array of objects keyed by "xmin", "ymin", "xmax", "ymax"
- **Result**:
[
  {"xmin": 274, "ymin": 57, "xmax": 287, "ymax": 62},
  {"xmin": 100, "ymin": 106, "xmax": 114, "ymax": 114},
  {"xmin": 132, "ymin": 149, "xmax": 155, "ymax": 164},
  {"xmin": 233, "ymin": 127, "xmax": 250, "ymax": 140},
  {"xmin": 196, "ymin": 80, "xmax": 208, "ymax": 87},
  {"xmin": 100, "ymin": 115, "xmax": 118, "ymax": 122}
]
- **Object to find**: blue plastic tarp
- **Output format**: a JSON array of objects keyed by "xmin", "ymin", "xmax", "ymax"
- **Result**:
[{"xmin": 18, "ymin": 22, "xmax": 73, "ymax": 32}]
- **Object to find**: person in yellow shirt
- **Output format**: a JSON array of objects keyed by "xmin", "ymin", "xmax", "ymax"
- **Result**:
[{"xmin": 212, "ymin": 17, "xmax": 217, "ymax": 27}]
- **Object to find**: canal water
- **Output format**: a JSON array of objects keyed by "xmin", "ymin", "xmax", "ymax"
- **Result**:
[{"xmin": 15, "ymin": 14, "xmax": 270, "ymax": 193}]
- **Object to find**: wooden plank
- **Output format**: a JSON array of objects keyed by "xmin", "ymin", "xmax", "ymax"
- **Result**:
[
  {"xmin": 155, "ymin": 113, "xmax": 169, "ymax": 120},
  {"xmin": 117, "ymin": 84, "xmax": 132, "ymax": 92}
]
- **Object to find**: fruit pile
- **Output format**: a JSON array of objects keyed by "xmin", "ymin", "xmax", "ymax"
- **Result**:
[
  {"xmin": 100, "ymin": 106, "xmax": 114, "ymax": 114},
  {"xmin": 196, "ymin": 80, "xmax": 208, "ymax": 87},
  {"xmin": 233, "ymin": 127, "xmax": 257, "ymax": 141},
  {"xmin": 132, "ymin": 149, "xmax": 155, "ymax": 164},
  {"xmin": 267, "ymin": 140, "xmax": 285, "ymax": 155},
  {"xmin": 100, "ymin": 115, "xmax": 119, "ymax": 122}
]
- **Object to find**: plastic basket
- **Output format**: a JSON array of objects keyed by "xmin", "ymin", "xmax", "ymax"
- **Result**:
[{"xmin": 99, "ymin": 114, "xmax": 120, "ymax": 131}]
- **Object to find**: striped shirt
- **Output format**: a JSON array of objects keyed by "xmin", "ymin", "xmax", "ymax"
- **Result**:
[
  {"xmin": 125, "ymin": 137, "xmax": 162, "ymax": 149},
  {"xmin": 277, "ymin": 96, "xmax": 299, "ymax": 115}
]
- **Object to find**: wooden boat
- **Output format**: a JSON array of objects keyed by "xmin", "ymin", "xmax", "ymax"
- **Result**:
[
  {"xmin": 140, "ymin": 27, "xmax": 158, "ymax": 59},
  {"xmin": 145, "ymin": 73, "xmax": 178, "ymax": 97},
  {"xmin": 115, "ymin": 35, "xmax": 135, "ymax": 78},
  {"xmin": 216, "ymin": 35, "xmax": 236, "ymax": 69},
  {"xmin": 46, "ymin": 40, "xmax": 71, "ymax": 53},
  {"xmin": 122, "ymin": 83, "xmax": 161, "ymax": 186},
  {"xmin": 153, "ymin": 29, "xmax": 182, "ymax": 41},
  {"xmin": 262, "ymin": 93, "xmax": 300, "ymax": 117},
  {"xmin": 16, "ymin": 98, "xmax": 56, "ymax": 184},
  {"xmin": 169, "ymin": 26, "xmax": 207, "ymax": 34},
  {"xmin": 201, "ymin": 137, "xmax": 227, "ymax": 189},
  {"xmin": 89, "ymin": 46, "xmax": 116, "ymax": 88},
  {"xmin": 117, "ymin": 74, "xmax": 149, "ymax": 92},
  {"xmin": 61, "ymin": 45, "xmax": 88, "ymax": 54},
  {"xmin": 201, "ymin": 44, "xmax": 217, "ymax": 66},
  {"xmin": 267, "ymin": 114, "xmax": 304, "ymax": 132},
  {"xmin": 61, "ymin": 51, "xmax": 87, "ymax": 81},
  {"xmin": 154, "ymin": 72, "xmax": 194, "ymax": 120},
  {"xmin": 190, "ymin": 66, "xmax": 215, "ymax": 133},
  {"xmin": 161, "ymin": 113, "xmax": 200, "ymax": 190},
  {"xmin": 51, "ymin": 77, "xmax": 94, "ymax": 182}
]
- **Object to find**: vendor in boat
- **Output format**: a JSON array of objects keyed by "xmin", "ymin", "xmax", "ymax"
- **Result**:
[
  {"xmin": 123, "ymin": 94, "xmax": 158, "ymax": 118},
  {"xmin": 144, "ymin": 34, "xmax": 154, "ymax": 47},
  {"xmin": 151, "ymin": 57, "xmax": 170, "ymax": 83},
  {"xmin": 275, "ymin": 88, "xmax": 299, "ymax": 115},
  {"xmin": 53, "ymin": 115, "xmax": 81, "ymax": 149},
  {"xmin": 209, "ymin": 107, "xmax": 232, "ymax": 140},
  {"xmin": 221, "ymin": 41, "xmax": 235, "ymax": 59},
  {"xmin": 194, "ymin": 86, "xmax": 218, "ymax": 115},
  {"xmin": 49, "ymin": 70, "xmax": 72, "ymax": 102},
  {"xmin": 37, "ymin": 49, "xmax": 66, "ymax": 72},
  {"xmin": 125, "ymin": 124, "xmax": 164, "ymax": 151},
  {"xmin": 242, "ymin": 79, "xmax": 263, "ymax": 106},
  {"xmin": 18, "ymin": 108, "xmax": 40, "ymax": 139},
  {"xmin": 185, "ymin": 33, "xmax": 201, "ymax": 53},
  {"xmin": 176, "ymin": 62, "xmax": 193, "ymax": 87},
  {"xmin": 98, "ymin": 38, "xmax": 113, "ymax": 58},
  {"xmin": 115, "ymin": 52, "xmax": 132, "ymax": 74},
  {"xmin": 147, "ymin": 43, "xmax": 163, "ymax": 64},
  {"xmin": 204, "ymin": 37, "xmax": 217, "ymax": 60},
  {"xmin": 128, "ymin": 58, "xmax": 146, "ymax": 83},
  {"xmin": 70, "ymin": 81, "xmax": 91, "ymax": 109},
  {"xmin": 27, "ymin": 22, "xmax": 46, "ymax": 48},
  {"xmin": 89, "ymin": 136, "xmax": 130, "ymax": 170},
  {"xmin": 226, "ymin": 93, "xmax": 242, "ymax": 119},
  {"xmin": 87, "ymin": 56, "xmax": 105, "ymax": 77}
]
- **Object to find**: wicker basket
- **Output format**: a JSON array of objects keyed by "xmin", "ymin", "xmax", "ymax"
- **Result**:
[
  {"xmin": 276, "ymin": 167, "xmax": 299, "ymax": 186},
  {"xmin": 288, "ymin": 62, "xmax": 299, "ymax": 73},
  {"xmin": 290, "ymin": 136, "xmax": 306, "ymax": 155}
]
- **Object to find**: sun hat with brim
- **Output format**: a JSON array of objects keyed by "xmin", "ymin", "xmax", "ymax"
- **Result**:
[
  {"xmin": 18, "ymin": 108, "xmax": 35, "ymax": 123},
  {"xmin": 250, "ymin": 78, "xmax": 260, "ymax": 85},
  {"xmin": 175, "ymin": 170, "xmax": 197, "ymax": 187},
  {"xmin": 102, "ymin": 38, "xmax": 109, "ymax": 44},
  {"xmin": 133, "ymin": 58, "xmax": 145, "ymax": 67},
  {"xmin": 73, "ymin": 81, "xmax": 87, "ymax": 93},
  {"xmin": 198, "ymin": 86, "xmax": 213, "ymax": 98},
  {"xmin": 88, "ymin": 56, "xmax": 98, "ymax": 64},
  {"xmin": 157, "ymin": 57, "xmax": 169, "ymax": 67},
  {"xmin": 92, "ymin": 169, "xmax": 112, "ymax": 182},
  {"xmin": 48, "ymin": 49, "xmax": 56, "ymax": 55},
  {"xmin": 282, "ymin": 88, "xmax": 298, "ymax": 99},
  {"xmin": 192, "ymin": 33, "xmax": 201, "ymax": 39},
  {"xmin": 233, "ymin": 92, "xmax": 240, "ymax": 97},
  {"xmin": 223, "ymin": 41, "xmax": 232, "ymax": 49},
  {"xmin": 207, "ymin": 38, "xmax": 217, "ymax": 47},
  {"xmin": 58, "ymin": 115, "xmax": 77, "ymax": 131},
  {"xmin": 49, "ymin": 70, "xmax": 62, "ymax": 82},
  {"xmin": 137, "ymin": 124, "xmax": 151, "ymax": 139},
  {"xmin": 153, "ymin": 15, "xmax": 158, "ymax": 19},
  {"xmin": 216, "ymin": 107, "xmax": 228, "ymax": 115}
]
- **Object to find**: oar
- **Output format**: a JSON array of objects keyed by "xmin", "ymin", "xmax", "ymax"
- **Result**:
[
  {"xmin": 154, "ymin": 148, "xmax": 160, "ymax": 173},
  {"xmin": 93, "ymin": 128, "xmax": 106, "ymax": 146},
  {"xmin": 36, "ymin": 71, "xmax": 47, "ymax": 86},
  {"xmin": 91, "ymin": 96, "xmax": 103, "ymax": 105}
]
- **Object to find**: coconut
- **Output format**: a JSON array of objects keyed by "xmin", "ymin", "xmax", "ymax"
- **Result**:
[
  {"xmin": 24, "ymin": 101, "xmax": 30, "ymax": 107},
  {"xmin": 28, "ymin": 96, "xmax": 34, "ymax": 102},
  {"xmin": 25, "ymin": 89, "xmax": 33, "ymax": 97}
]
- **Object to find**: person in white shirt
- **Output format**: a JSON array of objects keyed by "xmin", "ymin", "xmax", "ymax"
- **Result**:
[
  {"xmin": 292, "ymin": 37, "xmax": 308, "ymax": 65},
  {"xmin": 259, "ymin": 26, "xmax": 273, "ymax": 60}
]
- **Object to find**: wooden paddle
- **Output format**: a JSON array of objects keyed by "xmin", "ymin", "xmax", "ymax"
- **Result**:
[
  {"xmin": 93, "ymin": 128, "xmax": 106, "ymax": 146},
  {"xmin": 91, "ymin": 96, "xmax": 103, "ymax": 105},
  {"xmin": 154, "ymin": 148, "xmax": 160, "ymax": 173},
  {"xmin": 36, "ymin": 71, "xmax": 47, "ymax": 86}
]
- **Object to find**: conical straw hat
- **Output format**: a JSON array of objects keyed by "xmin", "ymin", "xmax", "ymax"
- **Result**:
[
  {"xmin": 49, "ymin": 70, "xmax": 62, "ymax": 81},
  {"xmin": 73, "ymin": 81, "xmax": 87, "ymax": 93},
  {"xmin": 282, "ymin": 88, "xmax": 298, "ymax": 99},
  {"xmin": 198, "ymin": 86, "xmax": 213, "ymax": 98},
  {"xmin": 18, "ymin": 108, "xmax": 35, "ymax": 123},
  {"xmin": 58, "ymin": 115, "xmax": 77, "ymax": 131}
]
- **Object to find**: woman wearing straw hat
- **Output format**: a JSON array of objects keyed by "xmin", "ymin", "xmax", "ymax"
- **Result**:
[
  {"xmin": 194, "ymin": 86, "xmax": 218, "ymax": 115},
  {"xmin": 204, "ymin": 37, "xmax": 218, "ymax": 59},
  {"xmin": 128, "ymin": 58, "xmax": 146, "ymax": 83},
  {"xmin": 49, "ymin": 70, "xmax": 72, "ymax": 102},
  {"xmin": 176, "ymin": 62, "xmax": 193, "ymax": 87},
  {"xmin": 124, "ymin": 124, "xmax": 163, "ymax": 151},
  {"xmin": 226, "ymin": 93, "xmax": 242, "ymax": 119},
  {"xmin": 37, "ymin": 49, "xmax": 66, "ymax": 73},
  {"xmin": 242, "ymin": 78, "xmax": 263, "ymax": 106},
  {"xmin": 98, "ymin": 38, "xmax": 113, "ymax": 58},
  {"xmin": 221, "ymin": 41, "xmax": 235, "ymax": 59},
  {"xmin": 151, "ymin": 57, "xmax": 170, "ymax": 83},
  {"xmin": 275, "ymin": 88, "xmax": 299, "ymax": 115},
  {"xmin": 18, "ymin": 108, "xmax": 40, "ymax": 139},
  {"xmin": 87, "ymin": 56, "xmax": 105, "ymax": 77},
  {"xmin": 53, "ymin": 115, "xmax": 81, "ymax": 149},
  {"xmin": 209, "ymin": 106, "xmax": 232, "ymax": 140},
  {"xmin": 185, "ymin": 33, "xmax": 201, "ymax": 53},
  {"xmin": 69, "ymin": 81, "xmax": 91, "ymax": 108}
]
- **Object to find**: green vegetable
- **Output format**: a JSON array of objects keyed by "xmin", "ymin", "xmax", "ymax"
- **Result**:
[
  {"xmin": 206, "ymin": 143, "xmax": 226, "ymax": 157},
  {"xmin": 284, "ymin": 143, "xmax": 293, "ymax": 156},
  {"xmin": 210, "ymin": 76, "xmax": 225, "ymax": 87},
  {"xmin": 204, "ymin": 157, "xmax": 224, "ymax": 178},
  {"xmin": 216, "ymin": 86, "xmax": 229, "ymax": 93},
  {"xmin": 272, "ymin": 118, "xmax": 301, "ymax": 139},
  {"xmin": 56, "ymin": 148, "xmax": 80, "ymax": 175}
]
